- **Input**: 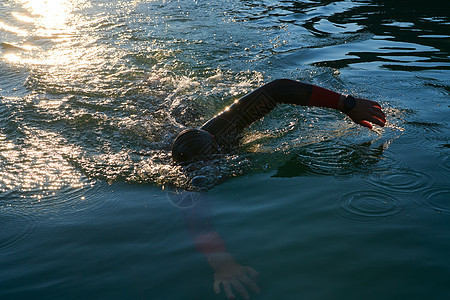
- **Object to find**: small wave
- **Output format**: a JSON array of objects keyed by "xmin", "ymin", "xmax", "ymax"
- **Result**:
[
  {"xmin": 333, "ymin": 190, "xmax": 406, "ymax": 223},
  {"xmin": 0, "ymin": 197, "xmax": 38, "ymax": 250},
  {"xmin": 368, "ymin": 168, "xmax": 433, "ymax": 195},
  {"xmin": 273, "ymin": 139, "xmax": 395, "ymax": 178},
  {"xmin": 417, "ymin": 188, "xmax": 450, "ymax": 215},
  {"xmin": 1, "ymin": 42, "xmax": 36, "ymax": 52},
  {"xmin": 439, "ymin": 152, "xmax": 450, "ymax": 173},
  {"xmin": 292, "ymin": 143, "xmax": 357, "ymax": 176}
]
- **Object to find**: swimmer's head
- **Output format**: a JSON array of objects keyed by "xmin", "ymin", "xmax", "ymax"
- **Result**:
[{"xmin": 171, "ymin": 128, "xmax": 220, "ymax": 163}]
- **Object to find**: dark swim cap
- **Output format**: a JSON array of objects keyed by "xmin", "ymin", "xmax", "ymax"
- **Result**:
[{"xmin": 171, "ymin": 129, "xmax": 220, "ymax": 163}]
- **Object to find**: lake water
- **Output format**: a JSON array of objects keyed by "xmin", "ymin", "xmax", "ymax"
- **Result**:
[{"xmin": 1, "ymin": 0, "xmax": 449, "ymax": 299}]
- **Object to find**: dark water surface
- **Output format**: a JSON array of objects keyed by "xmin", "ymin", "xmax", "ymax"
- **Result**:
[{"xmin": 1, "ymin": 0, "xmax": 449, "ymax": 299}]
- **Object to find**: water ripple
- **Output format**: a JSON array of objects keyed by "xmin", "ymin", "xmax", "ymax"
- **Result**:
[
  {"xmin": 0, "ymin": 198, "xmax": 38, "ymax": 250},
  {"xmin": 368, "ymin": 168, "xmax": 433, "ymax": 194},
  {"xmin": 273, "ymin": 140, "xmax": 398, "ymax": 178},
  {"xmin": 333, "ymin": 190, "xmax": 406, "ymax": 223},
  {"xmin": 439, "ymin": 153, "xmax": 450, "ymax": 172},
  {"xmin": 420, "ymin": 188, "xmax": 450, "ymax": 214}
]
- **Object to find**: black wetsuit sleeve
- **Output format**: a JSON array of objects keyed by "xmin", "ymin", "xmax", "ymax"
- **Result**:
[{"xmin": 201, "ymin": 79, "xmax": 341, "ymax": 149}]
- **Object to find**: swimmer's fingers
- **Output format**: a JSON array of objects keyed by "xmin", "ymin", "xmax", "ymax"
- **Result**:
[
  {"xmin": 369, "ymin": 102, "xmax": 387, "ymax": 124},
  {"xmin": 239, "ymin": 269, "xmax": 260, "ymax": 294},
  {"xmin": 357, "ymin": 120, "xmax": 373, "ymax": 129},
  {"xmin": 369, "ymin": 115, "xmax": 386, "ymax": 127},
  {"xmin": 223, "ymin": 280, "xmax": 236, "ymax": 299},
  {"xmin": 214, "ymin": 279, "xmax": 239, "ymax": 299},
  {"xmin": 214, "ymin": 280, "xmax": 221, "ymax": 294},
  {"xmin": 246, "ymin": 266, "xmax": 260, "ymax": 281},
  {"xmin": 357, "ymin": 115, "xmax": 385, "ymax": 129},
  {"xmin": 230, "ymin": 278, "xmax": 250, "ymax": 299},
  {"xmin": 365, "ymin": 106, "xmax": 386, "ymax": 128},
  {"xmin": 213, "ymin": 268, "xmax": 260, "ymax": 299},
  {"xmin": 366, "ymin": 99, "xmax": 382, "ymax": 109},
  {"xmin": 349, "ymin": 98, "xmax": 387, "ymax": 128}
]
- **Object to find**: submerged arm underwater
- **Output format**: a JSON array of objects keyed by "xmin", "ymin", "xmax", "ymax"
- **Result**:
[{"xmin": 175, "ymin": 190, "xmax": 260, "ymax": 299}]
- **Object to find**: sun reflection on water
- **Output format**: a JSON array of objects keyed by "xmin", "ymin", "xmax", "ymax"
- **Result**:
[
  {"xmin": 16, "ymin": 0, "xmax": 84, "ymax": 35},
  {"xmin": 0, "ymin": 20, "xmax": 28, "ymax": 36},
  {"xmin": 3, "ymin": 0, "xmax": 90, "ymax": 66},
  {"xmin": 1, "ymin": 0, "xmax": 95, "ymax": 198},
  {"xmin": 0, "ymin": 124, "xmax": 90, "ymax": 197}
]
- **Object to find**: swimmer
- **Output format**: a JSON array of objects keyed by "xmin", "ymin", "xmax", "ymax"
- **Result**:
[
  {"xmin": 172, "ymin": 79, "xmax": 386, "ymax": 164},
  {"xmin": 172, "ymin": 79, "xmax": 386, "ymax": 299}
]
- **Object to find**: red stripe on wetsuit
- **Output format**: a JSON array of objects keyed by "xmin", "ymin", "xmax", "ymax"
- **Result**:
[{"xmin": 307, "ymin": 85, "xmax": 340, "ymax": 109}]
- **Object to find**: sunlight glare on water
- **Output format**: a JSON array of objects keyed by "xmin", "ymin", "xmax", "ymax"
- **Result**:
[
  {"xmin": 3, "ymin": 0, "xmax": 102, "ymax": 72},
  {"xmin": 17, "ymin": 0, "xmax": 81, "ymax": 34},
  {"xmin": 0, "ymin": 0, "xmax": 98, "ymax": 198}
]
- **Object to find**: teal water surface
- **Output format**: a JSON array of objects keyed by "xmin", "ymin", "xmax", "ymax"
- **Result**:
[{"xmin": 1, "ymin": 0, "xmax": 449, "ymax": 299}]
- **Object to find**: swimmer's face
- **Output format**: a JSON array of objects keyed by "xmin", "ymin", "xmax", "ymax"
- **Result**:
[{"xmin": 171, "ymin": 129, "xmax": 220, "ymax": 163}]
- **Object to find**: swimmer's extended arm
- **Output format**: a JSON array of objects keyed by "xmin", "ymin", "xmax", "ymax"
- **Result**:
[{"xmin": 201, "ymin": 79, "xmax": 386, "ymax": 146}]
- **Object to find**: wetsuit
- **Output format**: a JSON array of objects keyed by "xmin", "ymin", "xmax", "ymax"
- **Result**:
[{"xmin": 201, "ymin": 79, "xmax": 341, "ymax": 150}]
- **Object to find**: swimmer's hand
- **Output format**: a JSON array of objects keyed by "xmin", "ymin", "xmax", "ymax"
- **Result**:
[
  {"xmin": 339, "ymin": 96, "xmax": 387, "ymax": 129},
  {"xmin": 208, "ymin": 252, "xmax": 260, "ymax": 299}
]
